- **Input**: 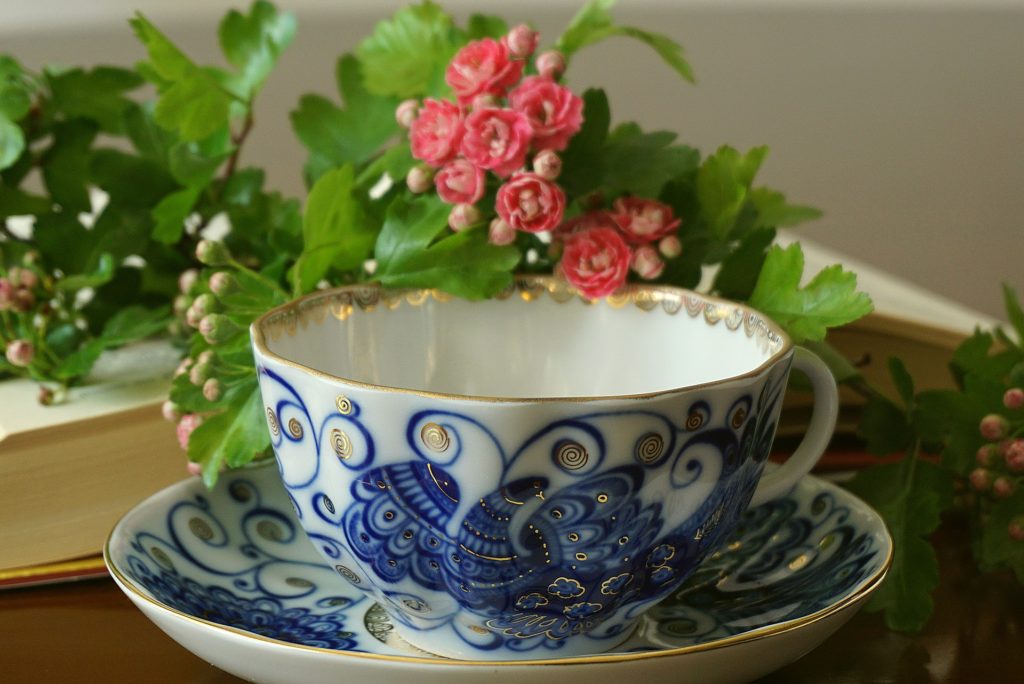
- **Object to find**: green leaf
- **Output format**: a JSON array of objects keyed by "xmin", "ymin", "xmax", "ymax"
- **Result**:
[
  {"xmin": 697, "ymin": 145, "xmax": 768, "ymax": 239},
  {"xmin": 0, "ymin": 116, "xmax": 24, "ymax": 170},
  {"xmin": 188, "ymin": 382, "xmax": 269, "ymax": 487},
  {"xmin": 915, "ymin": 374, "xmax": 1007, "ymax": 474},
  {"xmin": 357, "ymin": 1, "xmax": 459, "ymax": 98},
  {"xmin": 949, "ymin": 330, "xmax": 1018, "ymax": 385},
  {"xmin": 55, "ymin": 253, "xmax": 116, "ymax": 291},
  {"xmin": 748, "ymin": 243, "xmax": 874, "ymax": 343},
  {"xmin": 602, "ymin": 123, "xmax": 699, "ymax": 198},
  {"xmin": 291, "ymin": 165, "xmax": 374, "ymax": 294},
  {"xmin": 90, "ymin": 148, "xmax": 177, "ymax": 208},
  {"xmin": 124, "ymin": 103, "xmax": 177, "ymax": 168},
  {"xmin": 557, "ymin": 0, "xmax": 694, "ymax": 83},
  {"xmin": 1003, "ymin": 283, "xmax": 1024, "ymax": 344},
  {"xmin": 46, "ymin": 66, "xmax": 143, "ymax": 133},
  {"xmin": 41, "ymin": 119, "xmax": 98, "ymax": 213},
  {"xmin": 749, "ymin": 187, "xmax": 822, "ymax": 228},
  {"xmin": 0, "ymin": 184, "xmax": 50, "ymax": 219},
  {"xmin": 131, "ymin": 13, "xmax": 235, "ymax": 141},
  {"xmin": 846, "ymin": 457, "xmax": 953, "ymax": 632},
  {"xmin": 977, "ymin": 489, "xmax": 1024, "ymax": 582},
  {"xmin": 858, "ymin": 394, "xmax": 912, "ymax": 456},
  {"xmin": 168, "ymin": 133, "xmax": 233, "ymax": 187},
  {"xmin": 559, "ymin": 88, "xmax": 610, "ymax": 197},
  {"xmin": 151, "ymin": 186, "xmax": 201, "ymax": 243},
  {"xmin": 712, "ymin": 226, "xmax": 776, "ymax": 301},
  {"xmin": 375, "ymin": 194, "xmax": 519, "ymax": 299},
  {"xmin": 889, "ymin": 357, "xmax": 915, "ymax": 407},
  {"xmin": 466, "ymin": 14, "xmax": 508, "ymax": 39},
  {"xmin": 291, "ymin": 55, "xmax": 400, "ymax": 174},
  {"xmin": 218, "ymin": 0, "xmax": 296, "ymax": 97}
]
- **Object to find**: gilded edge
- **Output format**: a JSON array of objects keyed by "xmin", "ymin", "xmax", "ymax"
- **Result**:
[{"xmin": 249, "ymin": 276, "xmax": 794, "ymax": 404}]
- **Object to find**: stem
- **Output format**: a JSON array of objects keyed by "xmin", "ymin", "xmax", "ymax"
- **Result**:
[{"xmin": 221, "ymin": 107, "xmax": 255, "ymax": 187}]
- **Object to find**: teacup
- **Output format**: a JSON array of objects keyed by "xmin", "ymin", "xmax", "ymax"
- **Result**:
[{"xmin": 250, "ymin": 277, "xmax": 837, "ymax": 661}]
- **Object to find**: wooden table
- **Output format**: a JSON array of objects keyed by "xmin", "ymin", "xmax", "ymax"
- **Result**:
[{"xmin": 2, "ymin": 519, "xmax": 1022, "ymax": 683}]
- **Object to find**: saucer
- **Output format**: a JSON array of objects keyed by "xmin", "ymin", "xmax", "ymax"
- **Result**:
[{"xmin": 106, "ymin": 463, "xmax": 891, "ymax": 684}]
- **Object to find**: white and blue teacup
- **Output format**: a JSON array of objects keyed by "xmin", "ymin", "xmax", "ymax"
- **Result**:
[{"xmin": 250, "ymin": 277, "xmax": 838, "ymax": 660}]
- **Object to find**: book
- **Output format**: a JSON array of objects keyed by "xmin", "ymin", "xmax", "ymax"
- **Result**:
[{"xmin": 0, "ymin": 341, "xmax": 186, "ymax": 572}]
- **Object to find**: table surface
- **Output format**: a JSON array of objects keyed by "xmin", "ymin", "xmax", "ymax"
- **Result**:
[{"xmin": 2, "ymin": 519, "xmax": 1022, "ymax": 683}]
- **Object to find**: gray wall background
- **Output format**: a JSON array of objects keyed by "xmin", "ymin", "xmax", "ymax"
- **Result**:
[{"xmin": 2, "ymin": 0, "xmax": 1021, "ymax": 318}]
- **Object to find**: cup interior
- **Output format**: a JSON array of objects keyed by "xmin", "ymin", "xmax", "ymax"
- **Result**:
[{"xmin": 254, "ymin": 279, "xmax": 788, "ymax": 399}]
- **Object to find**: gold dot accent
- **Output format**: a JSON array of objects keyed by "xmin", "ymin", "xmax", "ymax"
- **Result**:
[
  {"xmin": 420, "ymin": 422, "xmax": 451, "ymax": 452},
  {"xmin": 597, "ymin": 493, "xmax": 609, "ymax": 503},
  {"xmin": 551, "ymin": 509, "xmax": 563, "ymax": 519},
  {"xmin": 686, "ymin": 411, "xmax": 705, "ymax": 431},
  {"xmin": 335, "ymin": 395, "xmax": 353, "ymax": 415},
  {"xmin": 788, "ymin": 553, "xmax": 810, "ymax": 571},
  {"xmin": 330, "ymin": 428, "xmax": 352, "ymax": 459},
  {"xmin": 336, "ymin": 565, "xmax": 361, "ymax": 584},
  {"xmin": 266, "ymin": 407, "xmax": 279, "ymax": 436},
  {"xmin": 189, "ymin": 517, "xmax": 214, "ymax": 541},
  {"xmin": 384, "ymin": 511, "xmax": 395, "ymax": 520},
  {"xmin": 618, "ymin": 536, "xmax": 629, "ymax": 545},
  {"xmin": 285, "ymin": 577, "xmax": 312, "ymax": 588},
  {"xmin": 555, "ymin": 441, "xmax": 588, "ymax": 470},
  {"xmin": 470, "ymin": 625, "xmax": 489, "ymax": 635},
  {"xmin": 635, "ymin": 433, "xmax": 664, "ymax": 464},
  {"xmin": 568, "ymin": 532, "xmax": 580, "ymax": 542},
  {"xmin": 287, "ymin": 417, "xmax": 303, "ymax": 439},
  {"xmin": 731, "ymin": 406, "xmax": 747, "ymax": 429},
  {"xmin": 575, "ymin": 552, "xmax": 588, "ymax": 561}
]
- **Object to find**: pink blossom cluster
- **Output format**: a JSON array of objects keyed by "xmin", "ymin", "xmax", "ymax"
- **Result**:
[
  {"xmin": 969, "ymin": 389, "xmax": 1024, "ymax": 541},
  {"xmin": 398, "ymin": 26, "xmax": 686, "ymax": 299}
]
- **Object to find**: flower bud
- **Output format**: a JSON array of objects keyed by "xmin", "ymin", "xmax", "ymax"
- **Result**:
[
  {"xmin": 12, "ymin": 288, "xmax": 34, "ymax": 312},
  {"xmin": 1009, "ymin": 515, "xmax": 1024, "ymax": 542},
  {"xmin": 191, "ymin": 293, "xmax": 219, "ymax": 318},
  {"xmin": 197, "ymin": 350, "xmax": 215, "ymax": 365},
  {"xmin": 631, "ymin": 245, "xmax": 665, "ymax": 280},
  {"xmin": 195, "ymin": 239, "xmax": 231, "ymax": 267},
  {"xmin": 969, "ymin": 467, "xmax": 993, "ymax": 492},
  {"xmin": 659, "ymin": 235, "xmax": 683, "ymax": 259},
  {"xmin": 449, "ymin": 203, "xmax": 482, "ymax": 232},
  {"xmin": 208, "ymin": 271, "xmax": 236, "ymax": 297},
  {"xmin": 174, "ymin": 357, "xmax": 193, "ymax": 378},
  {"xmin": 198, "ymin": 313, "xmax": 236, "ymax": 345},
  {"xmin": 176, "ymin": 413, "xmax": 203, "ymax": 451},
  {"xmin": 202, "ymin": 378, "xmax": 223, "ymax": 402},
  {"xmin": 1004, "ymin": 387, "xmax": 1024, "ymax": 410},
  {"xmin": 186, "ymin": 461, "xmax": 203, "ymax": 477},
  {"xmin": 161, "ymin": 400, "xmax": 181, "ymax": 422},
  {"xmin": 993, "ymin": 476, "xmax": 1016, "ymax": 499},
  {"xmin": 38, "ymin": 386, "xmax": 55, "ymax": 406},
  {"xmin": 532, "ymin": 150, "xmax": 562, "ymax": 180},
  {"xmin": 395, "ymin": 99, "xmax": 419, "ymax": 128},
  {"xmin": 976, "ymin": 444, "xmax": 998, "ymax": 467},
  {"xmin": 0, "ymin": 279, "xmax": 12, "ymax": 311},
  {"xmin": 979, "ymin": 413, "xmax": 1008, "ymax": 441},
  {"xmin": 5, "ymin": 339, "xmax": 34, "ymax": 367},
  {"xmin": 506, "ymin": 24, "xmax": 539, "ymax": 59},
  {"xmin": 1006, "ymin": 439, "xmax": 1024, "ymax": 472},
  {"xmin": 488, "ymin": 218, "xmax": 517, "ymax": 246},
  {"xmin": 178, "ymin": 268, "xmax": 199, "ymax": 295},
  {"xmin": 10, "ymin": 267, "xmax": 38, "ymax": 290},
  {"xmin": 173, "ymin": 294, "xmax": 192, "ymax": 317},
  {"xmin": 185, "ymin": 304, "xmax": 204, "ymax": 329},
  {"xmin": 535, "ymin": 50, "xmax": 565, "ymax": 79},
  {"xmin": 189, "ymin": 361, "xmax": 211, "ymax": 386},
  {"xmin": 406, "ymin": 165, "xmax": 434, "ymax": 194}
]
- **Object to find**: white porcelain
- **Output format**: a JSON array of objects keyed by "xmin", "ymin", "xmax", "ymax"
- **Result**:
[
  {"xmin": 106, "ymin": 463, "xmax": 891, "ymax": 684},
  {"xmin": 249, "ymin": 278, "xmax": 840, "ymax": 659}
]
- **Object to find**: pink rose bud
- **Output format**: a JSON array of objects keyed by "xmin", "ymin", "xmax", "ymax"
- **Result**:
[
  {"xmin": 631, "ymin": 245, "xmax": 665, "ymax": 280},
  {"xmin": 5, "ymin": 339, "xmax": 34, "ymax": 367},
  {"xmin": 176, "ymin": 413, "xmax": 203, "ymax": 451},
  {"xmin": 435, "ymin": 159, "xmax": 485, "ymax": 204},
  {"xmin": 395, "ymin": 99, "xmax": 419, "ymax": 128},
  {"xmin": 1006, "ymin": 440, "xmax": 1024, "ymax": 472},
  {"xmin": 659, "ymin": 235, "xmax": 683, "ymax": 258},
  {"xmin": 1004, "ymin": 387, "xmax": 1024, "ymax": 410},
  {"xmin": 496, "ymin": 172, "xmax": 567, "ymax": 233},
  {"xmin": 448, "ymin": 203, "xmax": 482, "ymax": 232},
  {"xmin": 186, "ymin": 461, "xmax": 203, "ymax": 477},
  {"xmin": 560, "ymin": 227, "xmax": 632, "ymax": 299},
  {"xmin": 178, "ymin": 268, "xmax": 199, "ymax": 294},
  {"xmin": 976, "ymin": 444, "xmax": 997, "ymax": 467},
  {"xmin": 410, "ymin": 99, "xmax": 465, "ymax": 167},
  {"xmin": 969, "ymin": 467, "xmax": 993, "ymax": 492},
  {"xmin": 488, "ymin": 218, "xmax": 517, "ymax": 246},
  {"xmin": 993, "ymin": 476, "xmax": 1016, "ymax": 499},
  {"xmin": 445, "ymin": 38, "xmax": 524, "ymax": 104},
  {"xmin": 509, "ymin": 76, "xmax": 583, "ymax": 151},
  {"xmin": 980, "ymin": 413, "xmax": 1009, "ymax": 441},
  {"xmin": 612, "ymin": 197, "xmax": 682, "ymax": 244},
  {"xmin": 209, "ymin": 271, "xmax": 236, "ymax": 297},
  {"xmin": 532, "ymin": 150, "xmax": 562, "ymax": 180},
  {"xmin": 535, "ymin": 50, "xmax": 565, "ymax": 79},
  {"xmin": 505, "ymin": 24, "xmax": 539, "ymax": 59},
  {"xmin": 461, "ymin": 107, "xmax": 533, "ymax": 178},
  {"xmin": 196, "ymin": 240, "xmax": 230, "ymax": 267},
  {"xmin": 199, "ymin": 314, "xmax": 235, "ymax": 345},
  {"xmin": 202, "ymin": 378, "xmax": 223, "ymax": 402},
  {"xmin": 161, "ymin": 400, "xmax": 181, "ymax": 422},
  {"xmin": 1009, "ymin": 516, "xmax": 1024, "ymax": 541},
  {"xmin": 189, "ymin": 361, "xmax": 211, "ymax": 387},
  {"xmin": 406, "ymin": 165, "xmax": 434, "ymax": 194}
]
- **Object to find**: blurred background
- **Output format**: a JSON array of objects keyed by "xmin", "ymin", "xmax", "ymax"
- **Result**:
[{"xmin": 2, "ymin": 0, "xmax": 1021, "ymax": 318}]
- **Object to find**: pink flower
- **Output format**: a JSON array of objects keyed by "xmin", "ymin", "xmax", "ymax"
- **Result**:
[
  {"xmin": 1010, "ymin": 516, "xmax": 1024, "ymax": 542},
  {"xmin": 4, "ymin": 339, "xmax": 34, "ymax": 367},
  {"xmin": 532, "ymin": 149, "xmax": 562, "ymax": 180},
  {"xmin": 976, "ymin": 444, "xmax": 997, "ymax": 467},
  {"xmin": 993, "ymin": 476, "xmax": 1016, "ymax": 499},
  {"xmin": 1004, "ymin": 387, "xmax": 1024, "ymax": 410},
  {"xmin": 186, "ymin": 461, "xmax": 203, "ymax": 477},
  {"xmin": 1006, "ymin": 439, "xmax": 1024, "ymax": 472},
  {"xmin": 979, "ymin": 413, "xmax": 1008, "ymax": 441},
  {"xmin": 535, "ymin": 50, "xmax": 565, "ymax": 80},
  {"xmin": 560, "ymin": 227, "xmax": 632, "ymax": 299},
  {"xmin": 434, "ymin": 159, "xmax": 485, "ymax": 204},
  {"xmin": 448, "ymin": 203, "xmax": 482, "ymax": 232},
  {"xmin": 176, "ymin": 413, "xmax": 204, "ymax": 451},
  {"xmin": 556, "ymin": 211, "xmax": 618, "ymax": 237},
  {"xmin": 406, "ymin": 165, "xmax": 434, "ymax": 193},
  {"xmin": 395, "ymin": 99, "xmax": 419, "ymax": 128},
  {"xmin": 659, "ymin": 235, "xmax": 683, "ymax": 258},
  {"xmin": 495, "ymin": 172, "xmax": 566, "ymax": 233},
  {"xmin": 445, "ymin": 38, "xmax": 524, "ymax": 104},
  {"xmin": 509, "ymin": 76, "xmax": 583, "ymax": 152},
  {"xmin": 410, "ymin": 99, "xmax": 464, "ymax": 167},
  {"xmin": 612, "ymin": 197, "xmax": 682, "ymax": 244},
  {"xmin": 505, "ymin": 24, "xmax": 539, "ymax": 59},
  {"xmin": 461, "ymin": 108, "xmax": 533, "ymax": 178},
  {"xmin": 969, "ymin": 467, "xmax": 992, "ymax": 492},
  {"xmin": 488, "ymin": 218, "xmax": 516, "ymax": 246},
  {"xmin": 631, "ymin": 245, "xmax": 665, "ymax": 280}
]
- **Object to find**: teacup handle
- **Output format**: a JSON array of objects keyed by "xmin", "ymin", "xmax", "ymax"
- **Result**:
[{"xmin": 749, "ymin": 346, "xmax": 838, "ymax": 507}]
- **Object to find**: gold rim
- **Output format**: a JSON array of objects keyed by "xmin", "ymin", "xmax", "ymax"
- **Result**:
[
  {"xmin": 250, "ymin": 276, "xmax": 794, "ymax": 404},
  {"xmin": 104, "ymin": 478, "xmax": 893, "ymax": 668}
]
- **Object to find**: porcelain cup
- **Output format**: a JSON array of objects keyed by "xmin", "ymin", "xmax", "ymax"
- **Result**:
[{"xmin": 250, "ymin": 277, "xmax": 838, "ymax": 660}]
